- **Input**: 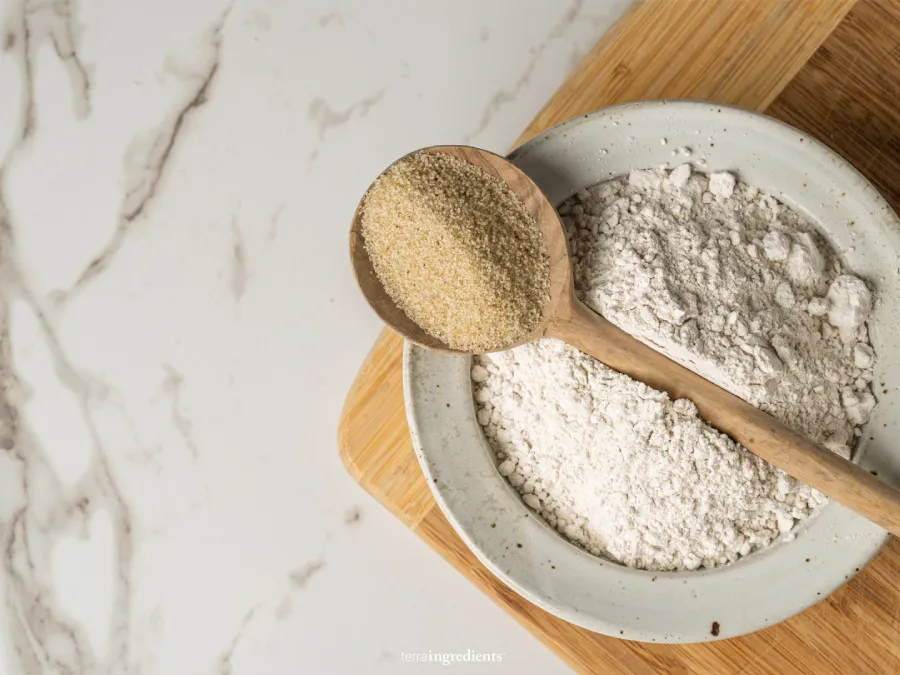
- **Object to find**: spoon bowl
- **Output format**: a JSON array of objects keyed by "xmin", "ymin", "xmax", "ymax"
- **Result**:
[{"xmin": 349, "ymin": 145, "xmax": 571, "ymax": 354}]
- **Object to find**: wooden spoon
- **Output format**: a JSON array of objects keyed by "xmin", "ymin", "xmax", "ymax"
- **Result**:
[{"xmin": 350, "ymin": 145, "xmax": 900, "ymax": 536}]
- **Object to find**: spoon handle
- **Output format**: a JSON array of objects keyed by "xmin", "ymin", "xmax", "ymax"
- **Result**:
[{"xmin": 546, "ymin": 296, "xmax": 900, "ymax": 536}]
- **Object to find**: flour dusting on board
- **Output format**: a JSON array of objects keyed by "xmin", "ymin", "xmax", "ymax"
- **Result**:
[{"xmin": 475, "ymin": 165, "xmax": 877, "ymax": 571}]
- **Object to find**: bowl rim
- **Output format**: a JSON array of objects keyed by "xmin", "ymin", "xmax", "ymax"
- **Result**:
[{"xmin": 405, "ymin": 99, "xmax": 897, "ymax": 643}]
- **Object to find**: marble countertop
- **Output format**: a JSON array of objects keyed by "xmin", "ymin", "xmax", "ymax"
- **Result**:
[{"xmin": 0, "ymin": 0, "xmax": 631, "ymax": 672}]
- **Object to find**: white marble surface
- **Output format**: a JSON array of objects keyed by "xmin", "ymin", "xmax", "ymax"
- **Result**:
[{"xmin": 0, "ymin": 0, "xmax": 632, "ymax": 672}]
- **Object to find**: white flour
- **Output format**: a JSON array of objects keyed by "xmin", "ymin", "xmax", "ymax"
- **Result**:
[
  {"xmin": 474, "ymin": 340, "xmax": 822, "ymax": 571},
  {"xmin": 475, "ymin": 164, "xmax": 877, "ymax": 571}
]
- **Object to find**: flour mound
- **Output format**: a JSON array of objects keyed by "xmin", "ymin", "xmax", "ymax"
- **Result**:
[
  {"xmin": 475, "ymin": 340, "xmax": 824, "ymax": 571},
  {"xmin": 562, "ymin": 165, "xmax": 876, "ymax": 451}
]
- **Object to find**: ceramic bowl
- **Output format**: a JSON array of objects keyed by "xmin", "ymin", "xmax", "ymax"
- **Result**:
[{"xmin": 404, "ymin": 101, "xmax": 900, "ymax": 643}]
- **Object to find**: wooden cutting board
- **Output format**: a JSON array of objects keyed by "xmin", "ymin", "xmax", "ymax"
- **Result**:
[{"xmin": 338, "ymin": 0, "xmax": 900, "ymax": 671}]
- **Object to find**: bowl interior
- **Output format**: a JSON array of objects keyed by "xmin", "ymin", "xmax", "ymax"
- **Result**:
[{"xmin": 405, "ymin": 101, "xmax": 899, "ymax": 643}]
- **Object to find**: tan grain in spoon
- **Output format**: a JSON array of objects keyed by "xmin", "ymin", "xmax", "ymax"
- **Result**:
[{"xmin": 350, "ymin": 145, "xmax": 900, "ymax": 536}]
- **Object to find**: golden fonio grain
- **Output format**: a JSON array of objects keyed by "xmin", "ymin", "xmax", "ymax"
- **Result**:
[{"xmin": 360, "ymin": 151, "xmax": 550, "ymax": 351}]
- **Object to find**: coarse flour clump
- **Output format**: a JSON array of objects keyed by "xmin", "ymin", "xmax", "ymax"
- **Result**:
[
  {"xmin": 566, "ymin": 165, "xmax": 876, "ymax": 448},
  {"xmin": 474, "ymin": 164, "xmax": 877, "ymax": 571}
]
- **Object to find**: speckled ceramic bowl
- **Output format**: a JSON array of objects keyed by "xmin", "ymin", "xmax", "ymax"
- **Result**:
[{"xmin": 404, "ymin": 101, "xmax": 900, "ymax": 643}]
